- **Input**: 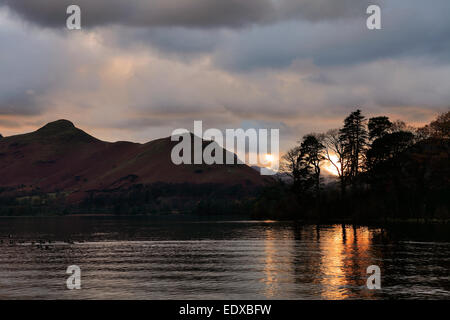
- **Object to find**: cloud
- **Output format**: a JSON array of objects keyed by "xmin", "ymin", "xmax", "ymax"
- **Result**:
[
  {"xmin": 278, "ymin": 0, "xmax": 376, "ymax": 22},
  {"xmin": 213, "ymin": 0, "xmax": 450, "ymax": 71},
  {"xmin": 53, "ymin": 0, "xmax": 449, "ymax": 73},
  {"xmin": 0, "ymin": 1, "xmax": 449, "ymax": 149},
  {"xmin": 0, "ymin": 118, "xmax": 20, "ymax": 128},
  {"xmin": 0, "ymin": 0, "xmax": 272, "ymax": 28},
  {"xmin": 0, "ymin": 10, "xmax": 63, "ymax": 115},
  {"xmin": 1, "ymin": 0, "xmax": 375, "ymax": 29}
]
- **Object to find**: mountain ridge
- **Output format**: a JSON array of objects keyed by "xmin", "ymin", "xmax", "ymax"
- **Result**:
[{"xmin": 0, "ymin": 120, "xmax": 269, "ymax": 203}]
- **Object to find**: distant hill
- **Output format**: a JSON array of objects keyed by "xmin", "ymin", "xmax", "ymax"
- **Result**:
[{"xmin": 0, "ymin": 120, "xmax": 270, "ymax": 205}]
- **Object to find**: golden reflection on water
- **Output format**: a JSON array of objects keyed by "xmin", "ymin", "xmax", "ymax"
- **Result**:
[
  {"xmin": 261, "ymin": 224, "xmax": 382, "ymax": 299},
  {"xmin": 262, "ymin": 228, "xmax": 294, "ymax": 298},
  {"xmin": 262, "ymin": 229, "xmax": 277, "ymax": 297},
  {"xmin": 319, "ymin": 225, "xmax": 379, "ymax": 299}
]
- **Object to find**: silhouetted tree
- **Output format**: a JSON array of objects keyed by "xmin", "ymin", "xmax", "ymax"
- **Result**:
[
  {"xmin": 261, "ymin": 110, "xmax": 449, "ymax": 221},
  {"xmin": 366, "ymin": 116, "xmax": 415, "ymax": 171},
  {"xmin": 280, "ymin": 145, "xmax": 313, "ymax": 195},
  {"xmin": 339, "ymin": 109, "xmax": 368, "ymax": 185},
  {"xmin": 417, "ymin": 111, "xmax": 450, "ymax": 139},
  {"xmin": 366, "ymin": 131, "xmax": 415, "ymax": 169},
  {"xmin": 323, "ymin": 129, "xmax": 350, "ymax": 195},
  {"xmin": 368, "ymin": 116, "xmax": 392, "ymax": 141},
  {"xmin": 281, "ymin": 146, "xmax": 302, "ymax": 185},
  {"xmin": 299, "ymin": 134, "xmax": 325, "ymax": 193},
  {"xmin": 281, "ymin": 134, "xmax": 325, "ymax": 195}
]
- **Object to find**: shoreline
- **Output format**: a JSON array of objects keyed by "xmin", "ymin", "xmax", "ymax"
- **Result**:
[{"xmin": 0, "ymin": 213, "xmax": 448, "ymax": 225}]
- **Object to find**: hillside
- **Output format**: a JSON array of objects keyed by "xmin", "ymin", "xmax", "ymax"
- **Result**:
[{"xmin": 0, "ymin": 120, "xmax": 269, "ymax": 208}]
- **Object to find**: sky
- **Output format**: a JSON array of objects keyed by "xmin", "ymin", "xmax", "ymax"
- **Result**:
[{"xmin": 0, "ymin": 0, "xmax": 449, "ymax": 153}]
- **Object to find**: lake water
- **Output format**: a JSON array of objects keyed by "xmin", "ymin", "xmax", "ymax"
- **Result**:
[{"xmin": 0, "ymin": 216, "xmax": 449, "ymax": 299}]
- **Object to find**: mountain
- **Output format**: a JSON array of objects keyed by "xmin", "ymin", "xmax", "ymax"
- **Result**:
[{"xmin": 0, "ymin": 120, "xmax": 269, "ymax": 204}]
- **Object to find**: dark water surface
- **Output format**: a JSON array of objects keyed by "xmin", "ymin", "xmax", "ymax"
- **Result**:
[{"xmin": 0, "ymin": 216, "xmax": 449, "ymax": 299}]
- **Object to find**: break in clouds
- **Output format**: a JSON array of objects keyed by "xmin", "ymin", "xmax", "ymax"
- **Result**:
[{"xmin": 0, "ymin": 0, "xmax": 449, "ymax": 148}]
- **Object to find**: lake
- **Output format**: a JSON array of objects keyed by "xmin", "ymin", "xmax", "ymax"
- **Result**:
[{"xmin": 0, "ymin": 216, "xmax": 449, "ymax": 299}]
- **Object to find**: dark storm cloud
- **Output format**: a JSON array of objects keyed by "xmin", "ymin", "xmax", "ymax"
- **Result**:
[
  {"xmin": 1, "ymin": 0, "xmax": 449, "ymax": 145},
  {"xmin": 214, "ymin": 0, "xmax": 450, "ymax": 71},
  {"xmin": 0, "ymin": 0, "xmax": 272, "ymax": 28},
  {"xmin": 0, "ymin": 0, "xmax": 374, "ymax": 29},
  {"xmin": 279, "ymin": 0, "xmax": 375, "ymax": 22}
]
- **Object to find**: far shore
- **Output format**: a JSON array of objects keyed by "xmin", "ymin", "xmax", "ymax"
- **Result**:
[{"xmin": 0, "ymin": 213, "xmax": 448, "ymax": 225}]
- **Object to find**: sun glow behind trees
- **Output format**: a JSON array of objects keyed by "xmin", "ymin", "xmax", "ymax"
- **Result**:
[
  {"xmin": 264, "ymin": 153, "xmax": 275, "ymax": 164},
  {"xmin": 322, "ymin": 154, "xmax": 340, "ymax": 177},
  {"xmin": 280, "ymin": 109, "xmax": 449, "ymax": 193}
]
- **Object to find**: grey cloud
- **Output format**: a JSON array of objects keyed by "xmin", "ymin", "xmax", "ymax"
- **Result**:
[
  {"xmin": 1, "ymin": 0, "xmax": 272, "ymax": 28},
  {"xmin": 0, "ymin": 8, "xmax": 103, "ymax": 116},
  {"xmin": 0, "ymin": 92, "xmax": 44, "ymax": 116},
  {"xmin": 279, "ymin": 0, "xmax": 375, "ymax": 22},
  {"xmin": 1, "ymin": 1, "xmax": 449, "ymax": 149},
  {"xmin": 1, "ymin": 0, "xmax": 375, "ymax": 29},
  {"xmin": 65, "ymin": 0, "xmax": 449, "ymax": 72},
  {"xmin": 213, "ymin": 0, "xmax": 450, "ymax": 71},
  {"xmin": 103, "ymin": 26, "xmax": 223, "ymax": 57},
  {"xmin": 0, "ymin": 18, "xmax": 60, "ymax": 115}
]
